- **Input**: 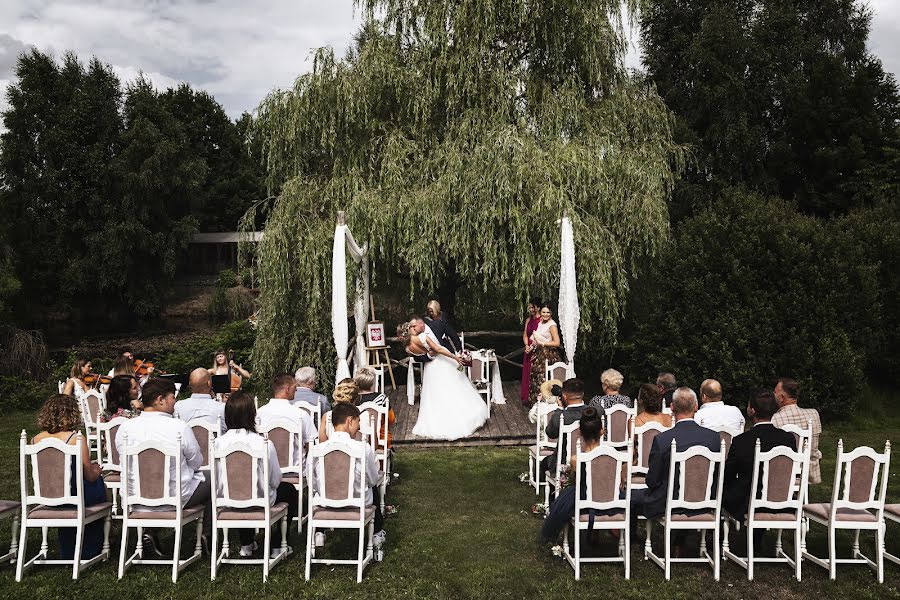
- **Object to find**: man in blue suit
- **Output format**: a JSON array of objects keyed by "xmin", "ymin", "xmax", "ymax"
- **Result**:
[{"xmin": 631, "ymin": 386, "xmax": 722, "ymax": 540}]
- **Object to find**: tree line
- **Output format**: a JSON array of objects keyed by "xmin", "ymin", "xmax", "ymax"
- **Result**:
[{"xmin": 0, "ymin": 50, "xmax": 264, "ymax": 324}]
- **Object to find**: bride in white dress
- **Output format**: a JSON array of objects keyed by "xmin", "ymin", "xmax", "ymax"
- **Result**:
[{"xmin": 403, "ymin": 319, "xmax": 489, "ymax": 440}]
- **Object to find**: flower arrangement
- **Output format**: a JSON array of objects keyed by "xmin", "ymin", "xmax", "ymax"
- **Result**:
[
  {"xmin": 531, "ymin": 502, "xmax": 549, "ymax": 516},
  {"xmin": 557, "ymin": 464, "xmax": 573, "ymax": 488},
  {"xmin": 456, "ymin": 349, "xmax": 472, "ymax": 372}
]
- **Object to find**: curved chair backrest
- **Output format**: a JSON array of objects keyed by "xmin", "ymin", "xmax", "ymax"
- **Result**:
[
  {"xmin": 748, "ymin": 439, "xmax": 809, "ymax": 521},
  {"xmin": 20, "ymin": 430, "xmax": 84, "ymax": 509},
  {"xmin": 187, "ymin": 417, "xmax": 220, "ymax": 471},
  {"xmin": 120, "ymin": 432, "xmax": 183, "ymax": 511},
  {"xmin": 633, "ymin": 420, "xmax": 671, "ymax": 473},
  {"xmin": 258, "ymin": 418, "xmax": 301, "ymax": 477},
  {"xmin": 665, "ymin": 439, "xmax": 727, "ymax": 517},
  {"xmin": 829, "ymin": 439, "xmax": 891, "ymax": 518}
]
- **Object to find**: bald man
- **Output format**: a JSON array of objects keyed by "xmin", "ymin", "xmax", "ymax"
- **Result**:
[
  {"xmin": 173, "ymin": 367, "xmax": 227, "ymax": 433},
  {"xmin": 695, "ymin": 378, "xmax": 745, "ymax": 431},
  {"xmin": 424, "ymin": 299, "xmax": 461, "ymax": 353}
]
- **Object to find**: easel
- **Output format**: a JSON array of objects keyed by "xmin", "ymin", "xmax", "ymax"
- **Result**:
[{"xmin": 366, "ymin": 297, "xmax": 396, "ymax": 390}]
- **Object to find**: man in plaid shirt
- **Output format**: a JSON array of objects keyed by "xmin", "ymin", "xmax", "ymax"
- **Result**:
[{"xmin": 771, "ymin": 377, "xmax": 823, "ymax": 484}]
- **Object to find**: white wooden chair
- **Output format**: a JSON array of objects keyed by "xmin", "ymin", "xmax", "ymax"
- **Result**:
[
  {"xmin": 883, "ymin": 503, "xmax": 900, "ymax": 567},
  {"xmin": 57, "ymin": 381, "xmax": 65, "ymax": 393},
  {"xmin": 358, "ymin": 402, "xmax": 390, "ymax": 512},
  {"xmin": 468, "ymin": 350, "xmax": 492, "ymax": 411},
  {"xmin": 296, "ymin": 401, "xmax": 322, "ymax": 432},
  {"xmin": 305, "ymin": 437, "xmax": 376, "ymax": 583},
  {"xmin": 564, "ymin": 439, "xmax": 633, "ymax": 580},
  {"xmin": 117, "ymin": 432, "xmax": 204, "ymax": 583},
  {"xmin": 631, "ymin": 420, "xmax": 671, "ymax": 490},
  {"xmin": 96, "ymin": 417, "xmax": 130, "ymax": 518},
  {"xmin": 0, "ymin": 500, "xmax": 19, "ymax": 564},
  {"xmin": 528, "ymin": 407, "xmax": 556, "ymax": 495},
  {"xmin": 187, "ymin": 418, "xmax": 220, "ymax": 475},
  {"xmin": 210, "ymin": 437, "xmax": 290, "ymax": 582},
  {"xmin": 545, "ymin": 421, "xmax": 581, "ymax": 507},
  {"xmin": 545, "ymin": 361, "xmax": 569, "ymax": 384},
  {"xmin": 79, "ymin": 391, "xmax": 105, "ymax": 460},
  {"xmin": 779, "ymin": 419, "xmax": 814, "ymax": 503},
  {"xmin": 703, "ymin": 424, "xmax": 742, "ymax": 456},
  {"xmin": 802, "ymin": 439, "xmax": 891, "ymax": 582},
  {"xmin": 604, "ymin": 404, "xmax": 635, "ymax": 450},
  {"xmin": 16, "ymin": 431, "xmax": 112, "ymax": 581},
  {"xmin": 723, "ymin": 438, "xmax": 810, "ymax": 580},
  {"xmin": 644, "ymin": 439, "xmax": 727, "ymax": 580},
  {"xmin": 258, "ymin": 419, "xmax": 305, "ymax": 532}
]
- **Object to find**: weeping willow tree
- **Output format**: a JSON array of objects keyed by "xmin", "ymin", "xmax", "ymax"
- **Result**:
[{"xmin": 243, "ymin": 0, "xmax": 685, "ymax": 380}]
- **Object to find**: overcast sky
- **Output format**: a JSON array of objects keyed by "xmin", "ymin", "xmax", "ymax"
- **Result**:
[{"xmin": 1, "ymin": 0, "xmax": 899, "ymax": 121}]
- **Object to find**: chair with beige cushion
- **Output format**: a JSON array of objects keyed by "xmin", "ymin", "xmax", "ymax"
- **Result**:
[
  {"xmin": 79, "ymin": 391, "xmax": 105, "ymax": 461},
  {"xmin": 295, "ymin": 402, "xmax": 322, "ymax": 433},
  {"xmin": 883, "ymin": 504, "xmax": 900, "ymax": 567},
  {"xmin": 187, "ymin": 418, "xmax": 220, "ymax": 475},
  {"xmin": 723, "ymin": 438, "xmax": 810, "ymax": 581},
  {"xmin": 96, "ymin": 417, "xmax": 130, "ymax": 518},
  {"xmin": 703, "ymin": 424, "xmax": 742, "ymax": 456},
  {"xmin": 563, "ymin": 439, "xmax": 633, "ymax": 580},
  {"xmin": 16, "ymin": 431, "xmax": 112, "ymax": 581},
  {"xmin": 305, "ymin": 437, "xmax": 375, "ymax": 583},
  {"xmin": 644, "ymin": 439, "xmax": 727, "ymax": 581},
  {"xmin": 604, "ymin": 404, "xmax": 635, "ymax": 450},
  {"xmin": 468, "ymin": 350, "xmax": 491, "ymax": 411},
  {"xmin": 544, "ymin": 361, "xmax": 569, "ymax": 385},
  {"xmin": 117, "ymin": 432, "xmax": 204, "ymax": 583},
  {"xmin": 528, "ymin": 406, "xmax": 555, "ymax": 495},
  {"xmin": 358, "ymin": 402, "xmax": 390, "ymax": 513},
  {"xmin": 258, "ymin": 419, "xmax": 305, "ymax": 532},
  {"xmin": 0, "ymin": 500, "xmax": 19, "ymax": 564},
  {"xmin": 210, "ymin": 437, "xmax": 290, "ymax": 581},
  {"xmin": 632, "ymin": 420, "xmax": 670, "ymax": 491},
  {"xmin": 802, "ymin": 439, "xmax": 891, "ymax": 582}
]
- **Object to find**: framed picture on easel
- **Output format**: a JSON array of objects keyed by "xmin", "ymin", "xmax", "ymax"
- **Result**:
[{"xmin": 366, "ymin": 321, "xmax": 387, "ymax": 348}]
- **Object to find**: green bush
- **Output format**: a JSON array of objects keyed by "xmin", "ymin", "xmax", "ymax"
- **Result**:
[
  {"xmin": 622, "ymin": 188, "xmax": 888, "ymax": 421},
  {"xmin": 0, "ymin": 375, "xmax": 53, "ymax": 412},
  {"xmin": 216, "ymin": 269, "xmax": 238, "ymax": 288}
]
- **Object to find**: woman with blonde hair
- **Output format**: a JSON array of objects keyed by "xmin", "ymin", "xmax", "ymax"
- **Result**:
[
  {"xmin": 318, "ymin": 378, "xmax": 360, "ymax": 441},
  {"xmin": 588, "ymin": 368, "xmax": 632, "ymax": 411}
]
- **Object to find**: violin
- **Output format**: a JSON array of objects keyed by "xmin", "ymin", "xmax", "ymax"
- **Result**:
[
  {"xmin": 83, "ymin": 374, "xmax": 113, "ymax": 387},
  {"xmin": 133, "ymin": 358, "xmax": 167, "ymax": 377}
]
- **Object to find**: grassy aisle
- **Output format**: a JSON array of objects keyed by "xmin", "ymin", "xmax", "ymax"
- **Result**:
[{"xmin": 0, "ymin": 410, "xmax": 898, "ymax": 598}]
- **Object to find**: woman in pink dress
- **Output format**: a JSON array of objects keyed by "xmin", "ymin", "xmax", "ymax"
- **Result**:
[{"xmin": 520, "ymin": 297, "xmax": 542, "ymax": 406}]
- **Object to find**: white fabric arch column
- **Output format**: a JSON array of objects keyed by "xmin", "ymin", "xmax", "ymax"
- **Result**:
[
  {"xmin": 558, "ymin": 216, "xmax": 580, "ymax": 378},
  {"xmin": 332, "ymin": 215, "xmax": 369, "ymax": 385}
]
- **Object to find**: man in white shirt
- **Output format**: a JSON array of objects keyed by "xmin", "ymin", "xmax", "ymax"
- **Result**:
[
  {"xmin": 173, "ymin": 368, "xmax": 227, "ymax": 433},
  {"xmin": 116, "ymin": 378, "xmax": 211, "ymax": 553},
  {"xmin": 695, "ymin": 379, "xmax": 745, "ymax": 431},
  {"xmin": 257, "ymin": 373, "xmax": 318, "ymax": 473},
  {"xmin": 312, "ymin": 403, "xmax": 384, "ymax": 542}
]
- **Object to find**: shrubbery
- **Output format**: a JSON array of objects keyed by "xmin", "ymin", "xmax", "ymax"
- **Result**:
[{"xmin": 620, "ymin": 188, "xmax": 896, "ymax": 421}]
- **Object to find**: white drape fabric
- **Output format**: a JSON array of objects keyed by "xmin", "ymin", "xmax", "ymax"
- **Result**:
[
  {"xmin": 406, "ymin": 359, "xmax": 416, "ymax": 405},
  {"xmin": 558, "ymin": 217, "xmax": 580, "ymax": 378},
  {"xmin": 333, "ymin": 222, "xmax": 369, "ymax": 384},
  {"xmin": 332, "ymin": 225, "xmax": 351, "ymax": 383},
  {"xmin": 491, "ymin": 358, "xmax": 506, "ymax": 404}
]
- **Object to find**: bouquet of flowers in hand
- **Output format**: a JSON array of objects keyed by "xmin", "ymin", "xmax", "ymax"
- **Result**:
[
  {"xmin": 557, "ymin": 464, "xmax": 573, "ymax": 488},
  {"xmin": 456, "ymin": 349, "xmax": 472, "ymax": 372}
]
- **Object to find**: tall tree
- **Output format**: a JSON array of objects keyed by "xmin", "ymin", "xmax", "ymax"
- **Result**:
[
  {"xmin": 246, "ymin": 0, "xmax": 685, "ymax": 379},
  {"xmin": 642, "ymin": 0, "xmax": 900, "ymax": 217}
]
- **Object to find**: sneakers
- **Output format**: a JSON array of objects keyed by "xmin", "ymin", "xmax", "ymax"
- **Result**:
[
  {"xmin": 314, "ymin": 532, "xmax": 326, "ymax": 547},
  {"xmin": 240, "ymin": 542, "xmax": 258, "ymax": 557},
  {"xmin": 270, "ymin": 546, "xmax": 293, "ymax": 560},
  {"xmin": 141, "ymin": 533, "xmax": 163, "ymax": 557},
  {"xmin": 373, "ymin": 530, "xmax": 387, "ymax": 547}
]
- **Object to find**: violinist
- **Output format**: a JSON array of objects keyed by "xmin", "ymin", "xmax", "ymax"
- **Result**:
[
  {"xmin": 62, "ymin": 358, "xmax": 92, "ymax": 399},
  {"xmin": 208, "ymin": 349, "xmax": 251, "ymax": 391}
]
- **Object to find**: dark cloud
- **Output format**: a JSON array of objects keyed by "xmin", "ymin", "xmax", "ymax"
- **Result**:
[{"xmin": 0, "ymin": 33, "xmax": 32, "ymax": 79}]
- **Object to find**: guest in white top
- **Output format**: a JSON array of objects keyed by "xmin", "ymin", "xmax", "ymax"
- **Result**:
[
  {"xmin": 695, "ymin": 379, "xmax": 745, "ymax": 431},
  {"xmin": 257, "ymin": 373, "xmax": 318, "ymax": 473},
  {"xmin": 174, "ymin": 368, "xmax": 227, "ymax": 433},
  {"xmin": 312, "ymin": 403, "xmax": 382, "ymax": 508},
  {"xmin": 116, "ymin": 378, "xmax": 211, "ymax": 542},
  {"xmin": 214, "ymin": 391, "xmax": 289, "ymax": 557}
]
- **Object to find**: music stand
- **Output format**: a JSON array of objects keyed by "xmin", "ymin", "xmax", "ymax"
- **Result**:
[{"xmin": 211, "ymin": 375, "xmax": 231, "ymax": 396}]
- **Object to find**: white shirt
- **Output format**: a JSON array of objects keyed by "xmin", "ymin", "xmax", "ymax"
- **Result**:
[
  {"xmin": 312, "ymin": 431, "xmax": 381, "ymax": 506},
  {"xmin": 115, "ymin": 411, "xmax": 204, "ymax": 509},
  {"xmin": 174, "ymin": 393, "xmax": 227, "ymax": 433},
  {"xmin": 257, "ymin": 398, "xmax": 318, "ymax": 470},
  {"xmin": 696, "ymin": 401, "xmax": 746, "ymax": 431},
  {"xmin": 214, "ymin": 429, "xmax": 282, "ymax": 506}
]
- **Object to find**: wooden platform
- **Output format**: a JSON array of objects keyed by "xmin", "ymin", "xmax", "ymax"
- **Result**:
[{"xmin": 389, "ymin": 381, "xmax": 533, "ymax": 448}]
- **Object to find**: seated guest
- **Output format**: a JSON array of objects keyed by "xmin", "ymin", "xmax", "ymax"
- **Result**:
[
  {"xmin": 258, "ymin": 373, "xmax": 318, "ymax": 472},
  {"xmin": 772, "ymin": 377, "xmax": 822, "ymax": 484},
  {"xmin": 588, "ymin": 368, "xmax": 633, "ymax": 411},
  {"xmin": 318, "ymin": 378, "xmax": 360, "ymax": 442},
  {"xmin": 695, "ymin": 379, "xmax": 745, "ymax": 431},
  {"xmin": 173, "ymin": 368, "xmax": 227, "ymax": 433},
  {"xmin": 116, "ymin": 379, "xmax": 210, "ymax": 554},
  {"xmin": 528, "ymin": 379, "xmax": 562, "ymax": 425},
  {"xmin": 33, "ymin": 394, "xmax": 107, "ymax": 559},
  {"xmin": 723, "ymin": 390, "xmax": 796, "ymax": 523},
  {"xmin": 214, "ymin": 391, "xmax": 294, "ymax": 558},
  {"xmin": 539, "ymin": 407, "xmax": 605, "ymax": 543},
  {"xmin": 541, "ymin": 378, "xmax": 589, "ymax": 475},
  {"xmin": 312, "ymin": 403, "xmax": 385, "ymax": 543},
  {"xmin": 631, "ymin": 387, "xmax": 720, "ymax": 541},
  {"xmin": 656, "ymin": 372, "xmax": 677, "ymax": 409},
  {"xmin": 101, "ymin": 374, "xmax": 142, "ymax": 421},
  {"xmin": 354, "ymin": 367, "xmax": 396, "ymax": 448},
  {"xmin": 62, "ymin": 357, "xmax": 92, "ymax": 399},
  {"xmin": 633, "ymin": 384, "xmax": 670, "ymax": 429},
  {"xmin": 292, "ymin": 366, "xmax": 331, "ymax": 413}
]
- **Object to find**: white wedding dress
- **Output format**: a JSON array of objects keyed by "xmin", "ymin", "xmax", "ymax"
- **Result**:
[{"xmin": 412, "ymin": 329, "xmax": 489, "ymax": 440}]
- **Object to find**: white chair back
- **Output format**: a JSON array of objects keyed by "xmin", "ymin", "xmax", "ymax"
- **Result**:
[
  {"xmin": 97, "ymin": 417, "xmax": 130, "ymax": 474},
  {"xmin": 80, "ymin": 391, "xmax": 105, "ymax": 429},
  {"xmin": 553, "ymin": 421, "xmax": 582, "ymax": 480},
  {"xmin": 468, "ymin": 351, "xmax": 489, "ymax": 384},
  {"xmin": 187, "ymin": 417, "xmax": 220, "ymax": 472},
  {"xmin": 545, "ymin": 361, "xmax": 569, "ymax": 384},
  {"xmin": 703, "ymin": 424, "xmax": 742, "ymax": 455},
  {"xmin": 120, "ymin": 432, "xmax": 185, "ymax": 512},
  {"xmin": 633, "ymin": 420, "xmax": 671, "ymax": 477},
  {"xmin": 748, "ymin": 438, "xmax": 809, "ymax": 520},
  {"xmin": 295, "ymin": 402, "xmax": 322, "ymax": 432},
  {"xmin": 212, "ymin": 438, "xmax": 274, "ymax": 511},
  {"xmin": 575, "ymin": 439, "xmax": 632, "ymax": 517},
  {"xmin": 258, "ymin": 418, "xmax": 302, "ymax": 481},
  {"xmin": 373, "ymin": 368, "xmax": 385, "ymax": 395},
  {"xmin": 604, "ymin": 405, "xmax": 635, "ymax": 447},
  {"xmin": 828, "ymin": 439, "xmax": 891, "ymax": 518},
  {"xmin": 20, "ymin": 431, "xmax": 84, "ymax": 511},
  {"xmin": 664, "ymin": 439, "xmax": 727, "ymax": 519},
  {"xmin": 358, "ymin": 401, "xmax": 389, "ymax": 459},
  {"xmin": 307, "ymin": 439, "xmax": 368, "ymax": 512},
  {"xmin": 779, "ymin": 419, "xmax": 813, "ymax": 458}
]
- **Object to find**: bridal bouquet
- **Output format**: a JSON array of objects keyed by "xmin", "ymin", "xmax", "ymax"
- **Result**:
[{"xmin": 456, "ymin": 349, "xmax": 472, "ymax": 372}]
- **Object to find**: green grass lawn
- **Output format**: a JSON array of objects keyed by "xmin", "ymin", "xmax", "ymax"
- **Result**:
[{"xmin": 0, "ymin": 407, "xmax": 899, "ymax": 599}]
